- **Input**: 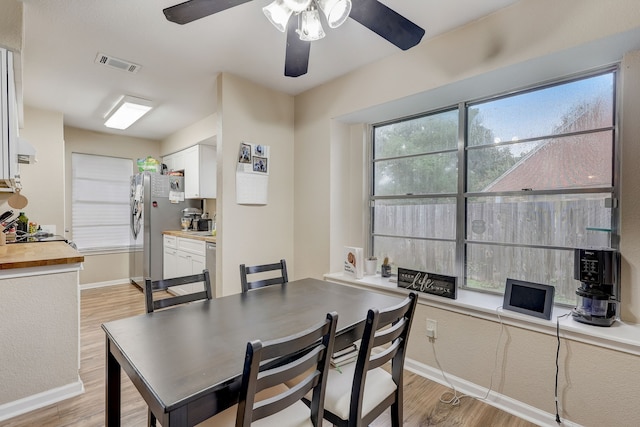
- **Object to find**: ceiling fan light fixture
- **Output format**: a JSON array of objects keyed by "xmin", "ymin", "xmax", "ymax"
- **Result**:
[
  {"xmin": 263, "ymin": 0, "xmax": 294, "ymax": 32},
  {"xmin": 296, "ymin": 7, "xmax": 325, "ymax": 41},
  {"xmin": 283, "ymin": 0, "xmax": 313, "ymax": 13},
  {"xmin": 315, "ymin": 0, "xmax": 351, "ymax": 28}
]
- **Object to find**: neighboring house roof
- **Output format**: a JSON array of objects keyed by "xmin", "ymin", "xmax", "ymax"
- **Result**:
[{"xmin": 484, "ymin": 133, "xmax": 612, "ymax": 192}]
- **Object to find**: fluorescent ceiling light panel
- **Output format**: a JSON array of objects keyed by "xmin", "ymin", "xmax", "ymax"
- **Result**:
[{"xmin": 104, "ymin": 96, "xmax": 153, "ymax": 130}]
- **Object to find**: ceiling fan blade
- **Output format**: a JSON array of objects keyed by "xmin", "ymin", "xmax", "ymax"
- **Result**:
[
  {"xmin": 163, "ymin": 0, "xmax": 252, "ymax": 25},
  {"xmin": 284, "ymin": 18, "xmax": 311, "ymax": 77},
  {"xmin": 349, "ymin": 0, "xmax": 425, "ymax": 50}
]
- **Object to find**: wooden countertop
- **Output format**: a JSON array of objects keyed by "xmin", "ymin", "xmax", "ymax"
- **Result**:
[
  {"xmin": 0, "ymin": 241, "xmax": 84, "ymax": 270},
  {"xmin": 163, "ymin": 230, "xmax": 217, "ymax": 244}
]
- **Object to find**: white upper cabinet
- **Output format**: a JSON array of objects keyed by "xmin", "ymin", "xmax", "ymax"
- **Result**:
[
  {"xmin": 0, "ymin": 48, "xmax": 19, "ymax": 191},
  {"xmin": 163, "ymin": 144, "xmax": 216, "ymax": 199}
]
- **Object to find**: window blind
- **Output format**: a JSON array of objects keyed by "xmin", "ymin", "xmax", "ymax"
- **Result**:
[{"xmin": 71, "ymin": 153, "xmax": 132, "ymax": 252}]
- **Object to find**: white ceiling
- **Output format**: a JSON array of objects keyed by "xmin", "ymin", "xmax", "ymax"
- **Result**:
[{"xmin": 19, "ymin": 0, "xmax": 520, "ymax": 140}]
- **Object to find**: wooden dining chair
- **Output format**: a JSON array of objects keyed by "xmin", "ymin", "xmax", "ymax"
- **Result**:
[
  {"xmin": 201, "ymin": 311, "xmax": 338, "ymax": 427},
  {"xmin": 144, "ymin": 269, "xmax": 212, "ymax": 427},
  {"xmin": 144, "ymin": 269, "xmax": 212, "ymax": 313},
  {"xmin": 318, "ymin": 292, "xmax": 418, "ymax": 427},
  {"xmin": 239, "ymin": 259, "xmax": 288, "ymax": 293}
]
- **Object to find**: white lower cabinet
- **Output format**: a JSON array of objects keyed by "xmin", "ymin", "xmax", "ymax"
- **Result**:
[
  {"xmin": 164, "ymin": 247, "xmax": 178, "ymax": 279},
  {"xmin": 163, "ymin": 235, "xmax": 206, "ymax": 295},
  {"xmin": 163, "ymin": 235, "xmax": 178, "ymax": 280}
]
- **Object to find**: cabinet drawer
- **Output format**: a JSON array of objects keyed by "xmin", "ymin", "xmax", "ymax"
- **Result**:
[
  {"xmin": 164, "ymin": 235, "xmax": 177, "ymax": 249},
  {"xmin": 177, "ymin": 237, "xmax": 206, "ymax": 256}
]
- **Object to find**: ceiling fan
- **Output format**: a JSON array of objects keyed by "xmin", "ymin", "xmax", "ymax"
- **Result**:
[{"xmin": 163, "ymin": 0, "xmax": 425, "ymax": 77}]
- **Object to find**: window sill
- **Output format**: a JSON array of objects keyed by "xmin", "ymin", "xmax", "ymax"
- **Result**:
[
  {"xmin": 324, "ymin": 272, "xmax": 640, "ymax": 356},
  {"xmin": 78, "ymin": 247, "xmax": 131, "ymax": 256}
]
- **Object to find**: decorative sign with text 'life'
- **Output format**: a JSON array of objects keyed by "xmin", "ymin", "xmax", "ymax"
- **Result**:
[{"xmin": 397, "ymin": 268, "xmax": 457, "ymax": 299}]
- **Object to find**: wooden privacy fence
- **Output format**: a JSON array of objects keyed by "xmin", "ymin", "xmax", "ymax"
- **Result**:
[{"xmin": 373, "ymin": 196, "xmax": 610, "ymax": 303}]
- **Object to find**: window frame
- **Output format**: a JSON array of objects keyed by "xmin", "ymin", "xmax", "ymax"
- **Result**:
[{"xmin": 368, "ymin": 65, "xmax": 620, "ymax": 306}]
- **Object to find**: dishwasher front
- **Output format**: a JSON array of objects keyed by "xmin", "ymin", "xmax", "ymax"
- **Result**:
[{"xmin": 206, "ymin": 242, "xmax": 216, "ymax": 288}]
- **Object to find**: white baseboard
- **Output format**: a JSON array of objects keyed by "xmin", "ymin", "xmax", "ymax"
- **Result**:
[
  {"xmin": 0, "ymin": 379, "xmax": 84, "ymax": 422},
  {"xmin": 80, "ymin": 278, "xmax": 131, "ymax": 290},
  {"xmin": 404, "ymin": 358, "xmax": 582, "ymax": 427}
]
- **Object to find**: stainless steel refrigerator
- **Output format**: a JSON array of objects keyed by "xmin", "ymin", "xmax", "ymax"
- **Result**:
[{"xmin": 129, "ymin": 172, "xmax": 200, "ymax": 288}]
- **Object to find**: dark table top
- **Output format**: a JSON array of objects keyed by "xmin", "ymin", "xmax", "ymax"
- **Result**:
[{"xmin": 102, "ymin": 277, "xmax": 404, "ymax": 416}]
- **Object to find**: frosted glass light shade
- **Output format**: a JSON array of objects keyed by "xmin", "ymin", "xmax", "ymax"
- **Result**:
[
  {"xmin": 263, "ymin": 0, "xmax": 294, "ymax": 32},
  {"xmin": 283, "ymin": 0, "xmax": 312, "ymax": 13},
  {"xmin": 297, "ymin": 8, "xmax": 325, "ymax": 41},
  {"xmin": 316, "ymin": 0, "xmax": 351, "ymax": 28}
]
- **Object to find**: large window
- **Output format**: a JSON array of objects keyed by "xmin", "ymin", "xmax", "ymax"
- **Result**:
[
  {"xmin": 370, "ymin": 69, "xmax": 617, "ymax": 304},
  {"xmin": 71, "ymin": 153, "xmax": 133, "ymax": 252}
]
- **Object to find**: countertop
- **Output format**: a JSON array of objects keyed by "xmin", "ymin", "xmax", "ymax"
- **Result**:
[
  {"xmin": 0, "ymin": 241, "xmax": 84, "ymax": 270},
  {"xmin": 163, "ymin": 230, "xmax": 217, "ymax": 244}
]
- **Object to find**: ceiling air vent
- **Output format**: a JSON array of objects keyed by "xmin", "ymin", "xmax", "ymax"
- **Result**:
[{"xmin": 95, "ymin": 53, "xmax": 141, "ymax": 74}]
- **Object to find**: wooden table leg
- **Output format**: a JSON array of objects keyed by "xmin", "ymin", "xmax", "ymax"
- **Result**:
[{"xmin": 105, "ymin": 336, "xmax": 121, "ymax": 426}]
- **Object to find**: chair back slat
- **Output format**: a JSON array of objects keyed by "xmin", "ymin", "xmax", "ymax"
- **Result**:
[
  {"xmin": 153, "ymin": 290, "xmax": 211, "ymax": 311},
  {"xmin": 239, "ymin": 259, "xmax": 288, "ymax": 293},
  {"xmin": 260, "ymin": 345, "xmax": 323, "ymax": 389},
  {"xmin": 236, "ymin": 311, "xmax": 338, "ymax": 427},
  {"xmin": 368, "ymin": 339, "xmax": 401, "ymax": 371},
  {"xmin": 253, "ymin": 374, "xmax": 318, "ymax": 420},
  {"xmin": 144, "ymin": 270, "xmax": 212, "ymax": 314},
  {"xmin": 372, "ymin": 316, "xmax": 406, "ymax": 348},
  {"xmin": 347, "ymin": 292, "xmax": 418, "ymax": 426},
  {"xmin": 246, "ymin": 262, "xmax": 285, "ymax": 274}
]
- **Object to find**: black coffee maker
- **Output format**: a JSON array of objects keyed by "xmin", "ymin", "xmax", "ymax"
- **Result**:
[{"xmin": 571, "ymin": 248, "xmax": 619, "ymax": 327}]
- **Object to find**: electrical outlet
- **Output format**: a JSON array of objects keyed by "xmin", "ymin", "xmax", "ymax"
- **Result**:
[{"xmin": 426, "ymin": 319, "xmax": 437, "ymax": 339}]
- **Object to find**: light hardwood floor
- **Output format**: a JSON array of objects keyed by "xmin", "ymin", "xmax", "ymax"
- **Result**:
[{"xmin": 1, "ymin": 283, "xmax": 537, "ymax": 427}]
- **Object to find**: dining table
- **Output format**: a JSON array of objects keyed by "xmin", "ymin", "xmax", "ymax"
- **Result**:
[{"xmin": 102, "ymin": 277, "xmax": 406, "ymax": 426}]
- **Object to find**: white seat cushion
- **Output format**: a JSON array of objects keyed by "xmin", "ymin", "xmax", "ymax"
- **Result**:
[
  {"xmin": 197, "ymin": 384, "xmax": 314, "ymax": 427},
  {"xmin": 252, "ymin": 400, "xmax": 314, "ymax": 427},
  {"xmin": 323, "ymin": 364, "xmax": 397, "ymax": 420}
]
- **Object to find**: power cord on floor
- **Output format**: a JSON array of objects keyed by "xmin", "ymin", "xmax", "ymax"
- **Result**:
[
  {"xmin": 555, "ymin": 312, "xmax": 571, "ymax": 424},
  {"xmin": 432, "ymin": 305, "xmax": 505, "ymax": 406}
]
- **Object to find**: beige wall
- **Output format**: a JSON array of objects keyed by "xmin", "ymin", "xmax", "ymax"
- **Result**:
[
  {"xmin": 5, "ymin": 0, "xmax": 639, "ymax": 423},
  {"xmin": 406, "ymin": 303, "xmax": 640, "ymax": 426},
  {"xmin": 293, "ymin": 1, "xmax": 640, "ymax": 425},
  {"xmin": 619, "ymin": 50, "xmax": 640, "ymax": 324},
  {"xmin": 161, "ymin": 112, "xmax": 218, "ymax": 222},
  {"xmin": 0, "ymin": 0, "xmax": 22, "ymax": 54},
  {"xmin": 161, "ymin": 113, "xmax": 217, "ymax": 156},
  {"xmin": 295, "ymin": 0, "xmax": 640, "ymax": 281},
  {"xmin": 0, "ymin": 106, "xmax": 65, "ymax": 235},
  {"xmin": 64, "ymin": 126, "xmax": 161, "ymax": 285},
  {"xmin": 13, "ymin": 109, "xmax": 217, "ymax": 287},
  {"xmin": 216, "ymin": 73, "xmax": 294, "ymax": 296},
  {"xmin": 0, "ymin": 270, "xmax": 80, "ymax": 406}
]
